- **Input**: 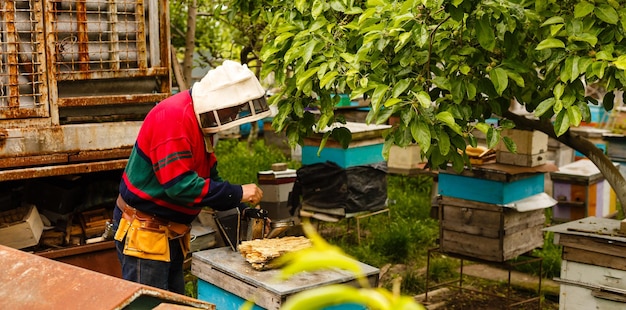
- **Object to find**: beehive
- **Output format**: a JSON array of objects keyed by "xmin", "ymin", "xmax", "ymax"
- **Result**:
[{"xmin": 438, "ymin": 196, "xmax": 547, "ymax": 262}]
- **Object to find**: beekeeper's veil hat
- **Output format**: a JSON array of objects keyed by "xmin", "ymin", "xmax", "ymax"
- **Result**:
[{"xmin": 191, "ymin": 60, "xmax": 270, "ymax": 135}]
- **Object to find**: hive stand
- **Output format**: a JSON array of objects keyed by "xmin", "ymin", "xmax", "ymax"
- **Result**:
[{"xmin": 424, "ymin": 247, "xmax": 543, "ymax": 309}]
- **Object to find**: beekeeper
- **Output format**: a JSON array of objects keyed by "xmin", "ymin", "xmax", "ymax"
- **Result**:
[{"xmin": 112, "ymin": 60, "xmax": 270, "ymax": 294}]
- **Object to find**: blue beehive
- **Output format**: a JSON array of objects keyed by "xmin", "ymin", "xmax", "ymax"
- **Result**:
[
  {"xmin": 438, "ymin": 167, "xmax": 546, "ymax": 205},
  {"xmin": 302, "ymin": 122, "xmax": 390, "ymax": 168}
]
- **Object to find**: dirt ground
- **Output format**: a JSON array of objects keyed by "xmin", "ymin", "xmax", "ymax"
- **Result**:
[
  {"xmin": 416, "ymin": 285, "xmax": 559, "ymax": 310},
  {"xmin": 378, "ymin": 262, "xmax": 560, "ymax": 309}
]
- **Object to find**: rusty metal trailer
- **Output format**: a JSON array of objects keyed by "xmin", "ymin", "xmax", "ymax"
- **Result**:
[
  {"xmin": 0, "ymin": 0, "xmax": 171, "ymax": 181},
  {"xmin": 0, "ymin": 0, "xmax": 172, "ymax": 278}
]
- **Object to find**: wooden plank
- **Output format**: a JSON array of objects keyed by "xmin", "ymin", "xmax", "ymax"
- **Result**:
[
  {"xmin": 440, "ymin": 229, "xmax": 502, "ymax": 262},
  {"xmin": 562, "ymin": 247, "xmax": 626, "ymax": 271},
  {"xmin": 502, "ymin": 224, "xmax": 544, "ymax": 261},
  {"xmin": 557, "ymin": 234, "xmax": 626, "ymax": 259},
  {"xmin": 192, "ymin": 260, "xmax": 282, "ymax": 310}
]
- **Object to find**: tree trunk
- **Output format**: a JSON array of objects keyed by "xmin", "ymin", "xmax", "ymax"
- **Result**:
[
  {"xmin": 182, "ymin": 0, "xmax": 198, "ymax": 86},
  {"xmin": 503, "ymin": 110, "xmax": 626, "ymax": 217}
]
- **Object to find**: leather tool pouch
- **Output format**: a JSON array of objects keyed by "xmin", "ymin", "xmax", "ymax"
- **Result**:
[{"xmin": 115, "ymin": 217, "xmax": 171, "ymax": 262}]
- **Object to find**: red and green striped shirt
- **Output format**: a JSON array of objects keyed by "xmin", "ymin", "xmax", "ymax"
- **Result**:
[{"xmin": 119, "ymin": 90, "xmax": 242, "ymax": 224}]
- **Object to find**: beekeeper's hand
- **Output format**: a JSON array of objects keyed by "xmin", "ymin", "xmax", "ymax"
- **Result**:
[{"xmin": 241, "ymin": 183, "xmax": 263, "ymax": 205}]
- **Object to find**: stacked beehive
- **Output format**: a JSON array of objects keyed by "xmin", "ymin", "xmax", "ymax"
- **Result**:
[{"xmin": 436, "ymin": 129, "xmax": 556, "ymax": 262}]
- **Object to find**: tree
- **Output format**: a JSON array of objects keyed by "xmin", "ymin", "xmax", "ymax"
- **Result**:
[
  {"xmin": 258, "ymin": 0, "xmax": 626, "ymax": 212},
  {"xmin": 169, "ymin": 0, "xmax": 267, "ymax": 85}
]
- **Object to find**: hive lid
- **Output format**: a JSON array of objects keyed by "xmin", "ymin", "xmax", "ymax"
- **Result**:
[{"xmin": 502, "ymin": 192, "xmax": 557, "ymax": 212}]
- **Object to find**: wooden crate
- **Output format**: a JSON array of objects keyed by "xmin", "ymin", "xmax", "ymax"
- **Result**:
[
  {"xmin": 388, "ymin": 144, "xmax": 423, "ymax": 170},
  {"xmin": 0, "ymin": 204, "xmax": 44, "ymax": 249},
  {"xmin": 496, "ymin": 151, "xmax": 547, "ymax": 167},
  {"xmin": 497, "ymin": 129, "xmax": 548, "ymax": 155},
  {"xmin": 438, "ymin": 196, "xmax": 545, "ymax": 262}
]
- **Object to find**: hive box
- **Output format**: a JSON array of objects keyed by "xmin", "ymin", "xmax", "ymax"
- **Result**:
[
  {"xmin": 302, "ymin": 122, "xmax": 390, "ymax": 168},
  {"xmin": 550, "ymin": 159, "xmax": 617, "ymax": 222},
  {"xmin": 496, "ymin": 151, "xmax": 548, "ymax": 167},
  {"xmin": 388, "ymin": 144, "xmax": 422, "ymax": 170},
  {"xmin": 497, "ymin": 129, "xmax": 549, "ymax": 155},
  {"xmin": 258, "ymin": 168, "xmax": 297, "ymax": 220},
  {"xmin": 192, "ymin": 247, "xmax": 379, "ymax": 310},
  {"xmin": 438, "ymin": 194, "xmax": 552, "ymax": 262},
  {"xmin": 438, "ymin": 164, "xmax": 548, "ymax": 205},
  {"xmin": 545, "ymin": 217, "xmax": 626, "ymax": 309},
  {"xmin": 0, "ymin": 204, "xmax": 44, "ymax": 249}
]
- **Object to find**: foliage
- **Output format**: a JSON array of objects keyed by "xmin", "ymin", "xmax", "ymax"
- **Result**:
[
  {"xmin": 214, "ymin": 138, "xmax": 300, "ymax": 184},
  {"xmin": 257, "ymin": 0, "xmax": 626, "ymax": 175},
  {"xmin": 170, "ymin": 0, "xmax": 269, "ymax": 69}
]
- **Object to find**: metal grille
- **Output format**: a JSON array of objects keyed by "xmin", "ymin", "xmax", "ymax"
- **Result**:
[
  {"xmin": 49, "ymin": 0, "xmax": 148, "ymax": 76},
  {"xmin": 0, "ymin": 0, "xmax": 46, "ymax": 111}
]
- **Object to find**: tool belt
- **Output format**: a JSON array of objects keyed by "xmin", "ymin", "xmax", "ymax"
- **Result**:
[{"xmin": 114, "ymin": 195, "xmax": 191, "ymax": 262}]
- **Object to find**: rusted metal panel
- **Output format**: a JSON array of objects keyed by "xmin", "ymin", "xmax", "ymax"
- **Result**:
[
  {"xmin": 0, "ymin": 244, "xmax": 215, "ymax": 309},
  {"xmin": 58, "ymin": 93, "xmax": 168, "ymax": 107},
  {"xmin": 0, "ymin": 121, "xmax": 140, "ymax": 158},
  {"xmin": 0, "ymin": 0, "xmax": 49, "ymax": 119},
  {"xmin": 37, "ymin": 241, "xmax": 122, "ymax": 278},
  {"xmin": 0, "ymin": 159, "xmax": 128, "ymax": 181}
]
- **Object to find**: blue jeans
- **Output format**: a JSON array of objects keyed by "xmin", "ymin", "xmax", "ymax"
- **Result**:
[{"xmin": 112, "ymin": 206, "xmax": 186, "ymax": 295}]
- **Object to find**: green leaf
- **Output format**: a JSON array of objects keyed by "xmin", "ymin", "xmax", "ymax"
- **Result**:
[
  {"xmin": 553, "ymin": 83, "xmax": 564, "ymax": 99},
  {"xmin": 438, "ymin": 130, "xmax": 451, "ymax": 156},
  {"xmin": 536, "ymin": 38, "xmax": 565, "ymax": 50},
  {"xmin": 569, "ymin": 33, "xmax": 598, "ymax": 47},
  {"xmin": 320, "ymin": 71, "xmax": 339, "ymax": 89},
  {"xmin": 502, "ymin": 136, "xmax": 517, "ymax": 153},
  {"xmin": 474, "ymin": 122, "xmax": 491, "ymax": 134},
  {"xmin": 312, "ymin": 0, "xmax": 325, "ymax": 18},
  {"xmin": 505, "ymin": 70, "xmax": 525, "ymax": 87},
  {"xmin": 486, "ymin": 127, "xmax": 500, "ymax": 149},
  {"xmin": 331, "ymin": 127, "xmax": 352, "ymax": 148},
  {"xmin": 383, "ymin": 98, "xmax": 402, "ymax": 107},
  {"xmin": 415, "ymin": 91, "xmax": 432, "ymax": 108},
  {"xmin": 411, "ymin": 121, "xmax": 431, "ymax": 153},
  {"xmin": 432, "ymin": 76, "xmax": 451, "ymax": 91},
  {"xmin": 476, "ymin": 15, "xmax": 496, "ymax": 52},
  {"xmin": 574, "ymin": 1, "xmax": 595, "ymax": 18},
  {"xmin": 295, "ymin": 0, "xmax": 308, "ymax": 13},
  {"xmin": 435, "ymin": 111, "xmax": 463, "ymax": 135},
  {"xmin": 370, "ymin": 84, "xmax": 389, "ymax": 111},
  {"xmin": 296, "ymin": 67, "xmax": 319, "ymax": 90},
  {"xmin": 567, "ymin": 106, "xmax": 582, "ymax": 127},
  {"xmin": 596, "ymin": 4, "xmax": 619, "ymax": 24},
  {"xmin": 541, "ymin": 16, "xmax": 564, "ymax": 26},
  {"xmin": 604, "ymin": 92, "xmax": 615, "ymax": 111},
  {"xmin": 614, "ymin": 55, "xmax": 626, "ymax": 70},
  {"xmin": 490, "ymin": 67, "xmax": 508, "ymax": 95},
  {"xmin": 391, "ymin": 79, "xmax": 410, "ymax": 98},
  {"xmin": 302, "ymin": 40, "xmax": 318, "ymax": 64},
  {"xmin": 554, "ymin": 110, "xmax": 571, "ymax": 136},
  {"xmin": 534, "ymin": 97, "xmax": 556, "ymax": 117}
]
